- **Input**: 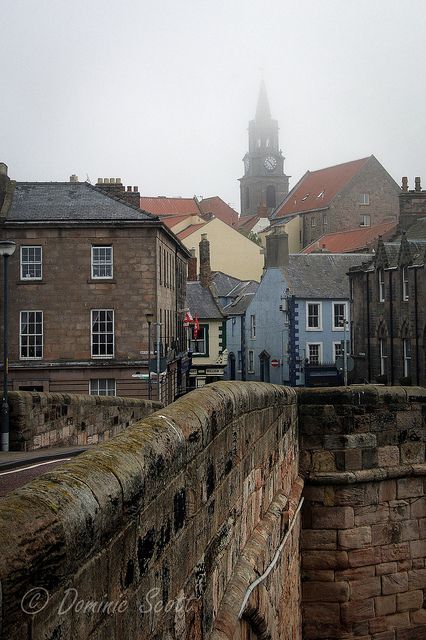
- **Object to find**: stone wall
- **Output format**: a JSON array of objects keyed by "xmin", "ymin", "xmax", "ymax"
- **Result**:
[
  {"xmin": 0, "ymin": 382, "xmax": 303, "ymax": 640},
  {"xmin": 299, "ymin": 385, "xmax": 426, "ymax": 639},
  {"xmin": 9, "ymin": 391, "xmax": 162, "ymax": 450}
]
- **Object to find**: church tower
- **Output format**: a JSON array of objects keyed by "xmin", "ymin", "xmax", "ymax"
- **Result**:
[{"xmin": 239, "ymin": 81, "xmax": 289, "ymax": 217}]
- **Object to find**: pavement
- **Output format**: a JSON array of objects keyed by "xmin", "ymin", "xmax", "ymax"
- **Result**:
[{"xmin": 0, "ymin": 446, "xmax": 89, "ymax": 471}]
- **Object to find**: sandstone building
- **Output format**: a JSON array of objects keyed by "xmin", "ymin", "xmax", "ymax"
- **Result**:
[{"xmin": 0, "ymin": 164, "xmax": 190, "ymax": 403}]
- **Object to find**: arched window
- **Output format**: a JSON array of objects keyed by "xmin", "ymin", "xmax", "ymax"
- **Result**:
[
  {"xmin": 266, "ymin": 185, "xmax": 276, "ymax": 208},
  {"xmin": 245, "ymin": 187, "xmax": 250, "ymax": 211}
]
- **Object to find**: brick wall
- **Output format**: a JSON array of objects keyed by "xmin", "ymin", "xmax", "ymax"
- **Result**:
[
  {"xmin": 299, "ymin": 385, "xmax": 426, "ymax": 639},
  {"xmin": 0, "ymin": 382, "xmax": 303, "ymax": 640},
  {"xmin": 8, "ymin": 390, "xmax": 161, "ymax": 451}
]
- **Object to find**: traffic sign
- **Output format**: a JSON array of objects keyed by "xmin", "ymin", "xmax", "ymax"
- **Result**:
[{"xmin": 271, "ymin": 359, "xmax": 280, "ymax": 368}]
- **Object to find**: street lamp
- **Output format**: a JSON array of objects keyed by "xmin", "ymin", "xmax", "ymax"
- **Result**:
[
  {"xmin": 145, "ymin": 312, "xmax": 154, "ymax": 400},
  {"xmin": 0, "ymin": 240, "xmax": 16, "ymax": 452}
]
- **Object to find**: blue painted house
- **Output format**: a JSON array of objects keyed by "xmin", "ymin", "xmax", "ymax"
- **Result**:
[{"xmin": 225, "ymin": 228, "xmax": 370, "ymax": 385}]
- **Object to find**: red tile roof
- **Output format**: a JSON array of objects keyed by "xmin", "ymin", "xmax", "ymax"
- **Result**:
[
  {"xmin": 198, "ymin": 197, "xmax": 239, "ymax": 227},
  {"xmin": 159, "ymin": 214, "xmax": 193, "ymax": 230},
  {"xmin": 237, "ymin": 215, "xmax": 260, "ymax": 232},
  {"xmin": 177, "ymin": 223, "xmax": 207, "ymax": 240},
  {"xmin": 302, "ymin": 220, "xmax": 397, "ymax": 254},
  {"xmin": 139, "ymin": 196, "xmax": 200, "ymax": 217},
  {"xmin": 273, "ymin": 157, "xmax": 371, "ymax": 219}
]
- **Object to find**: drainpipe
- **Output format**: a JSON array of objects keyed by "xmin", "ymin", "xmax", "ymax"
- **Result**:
[
  {"xmin": 241, "ymin": 315, "xmax": 246, "ymax": 381},
  {"xmin": 414, "ymin": 267, "xmax": 420, "ymax": 385},
  {"xmin": 366, "ymin": 273, "xmax": 371, "ymax": 382},
  {"xmin": 389, "ymin": 270, "xmax": 394, "ymax": 385}
]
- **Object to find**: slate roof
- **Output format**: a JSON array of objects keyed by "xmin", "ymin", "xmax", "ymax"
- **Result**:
[
  {"xmin": 272, "ymin": 157, "xmax": 371, "ymax": 219},
  {"xmin": 186, "ymin": 282, "xmax": 224, "ymax": 319},
  {"xmin": 223, "ymin": 293, "xmax": 256, "ymax": 316},
  {"xmin": 302, "ymin": 221, "xmax": 397, "ymax": 254},
  {"xmin": 406, "ymin": 217, "xmax": 426, "ymax": 240},
  {"xmin": 139, "ymin": 196, "xmax": 200, "ymax": 216},
  {"xmin": 211, "ymin": 271, "xmax": 258, "ymax": 298},
  {"xmin": 6, "ymin": 182, "xmax": 156, "ymax": 222},
  {"xmin": 284, "ymin": 253, "xmax": 372, "ymax": 298}
]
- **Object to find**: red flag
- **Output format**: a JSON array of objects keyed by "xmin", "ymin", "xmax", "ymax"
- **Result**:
[{"xmin": 194, "ymin": 316, "xmax": 199, "ymax": 339}]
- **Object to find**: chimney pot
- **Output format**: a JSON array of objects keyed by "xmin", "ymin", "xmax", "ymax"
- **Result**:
[
  {"xmin": 69, "ymin": 174, "xmax": 79, "ymax": 183},
  {"xmin": 116, "ymin": 178, "xmax": 122, "ymax": 184},
  {"xmin": 133, "ymin": 186, "xmax": 138, "ymax": 192},
  {"xmin": 0, "ymin": 163, "xmax": 8, "ymax": 177},
  {"xmin": 127, "ymin": 186, "xmax": 132, "ymax": 192},
  {"xmin": 401, "ymin": 177, "xmax": 408, "ymax": 192},
  {"xmin": 415, "ymin": 177, "xmax": 421, "ymax": 191},
  {"xmin": 97, "ymin": 178, "xmax": 103, "ymax": 184}
]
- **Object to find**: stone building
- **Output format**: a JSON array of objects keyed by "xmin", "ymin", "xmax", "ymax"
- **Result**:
[
  {"xmin": 349, "ymin": 233, "xmax": 426, "ymax": 386},
  {"xmin": 0, "ymin": 164, "xmax": 190, "ymax": 403},
  {"xmin": 239, "ymin": 80, "xmax": 290, "ymax": 217},
  {"xmin": 270, "ymin": 155, "xmax": 400, "ymax": 250}
]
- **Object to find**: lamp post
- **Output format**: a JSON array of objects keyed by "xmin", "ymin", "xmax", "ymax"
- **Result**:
[
  {"xmin": 0, "ymin": 241, "xmax": 17, "ymax": 452},
  {"xmin": 156, "ymin": 322, "xmax": 162, "ymax": 402},
  {"xmin": 145, "ymin": 313, "xmax": 153, "ymax": 400}
]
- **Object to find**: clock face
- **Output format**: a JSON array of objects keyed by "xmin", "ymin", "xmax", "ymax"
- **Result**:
[{"xmin": 264, "ymin": 156, "xmax": 277, "ymax": 172}]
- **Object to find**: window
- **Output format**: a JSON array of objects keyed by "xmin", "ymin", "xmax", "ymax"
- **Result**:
[
  {"xmin": 306, "ymin": 302, "xmax": 322, "ymax": 330},
  {"xmin": 266, "ymin": 185, "xmax": 276, "ymax": 208},
  {"xmin": 333, "ymin": 302, "xmax": 348, "ymax": 330},
  {"xmin": 91, "ymin": 310, "xmax": 114, "ymax": 357},
  {"xmin": 378, "ymin": 269, "xmax": 385, "ymax": 302},
  {"xmin": 359, "ymin": 193, "xmax": 370, "ymax": 205},
  {"xmin": 323, "ymin": 214, "xmax": 328, "ymax": 227},
  {"xmin": 90, "ymin": 379, "xmax": 116, "ymax": 396},
  {"xmin": 402, "ymin": 267, "xmax": 409, "ymax": 301},
  {"xmin": 237, "ymin": 350, "xmax": 242, "ymax": 372},
  {"xmin": 403, "ymin": 339, "xmax": 411, "ymax": 378},
  {"xmin": 91, "ymin": 246, "xmax": 113, "ymax": 279},
  {"xmin": 306, "ymin": 343, "xmax": 322, "ymax": 365},
  {"xmin": 310, "ymin": 217, "xmax": 316, "ymax": 228},
  {"xmin": 20, "ymin": 246, "xmax": 42, "ymax": 280},
  {"xmin": 248, "ymin": 350, "xmax": 254, "ymax": 373},
  {"xmin": 360, "ymin": 214, "xmax": 371, "ymax": 227},
  {"xmin": 250, "ymin": 315, "xmax": 256, "ymax": 339},
  {"xmin": 245, "ymin": 187, "xmax": 250, "ymax": 211},
  {"xmin": 379, "ymin": 338, "xmax": 387, "ymax": 375},
  {"xmin": 189, "ymin": 324, "xmax": 208, "ymax": 355},
  {"xmin": 20, "ymin": 311, "xmax": 43, "ymax": 359},
  {"xmin": 334, "ymin": 341, "xmax": 344, "ymax": 361}
]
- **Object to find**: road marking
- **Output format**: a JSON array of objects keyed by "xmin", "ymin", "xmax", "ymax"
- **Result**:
[{"xmin": 0, "ymin": 458, "xmax": 72, "ymax": 476}]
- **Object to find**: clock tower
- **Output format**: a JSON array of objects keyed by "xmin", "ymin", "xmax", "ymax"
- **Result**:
[{"xmin": 239, "ymin": 81, "xmax": 289, "ymax": 217}]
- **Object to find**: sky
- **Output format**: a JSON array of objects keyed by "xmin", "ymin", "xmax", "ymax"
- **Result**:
[{"xmin": 1, "ymin": 0, "xmax": 426, "ymax": 213}]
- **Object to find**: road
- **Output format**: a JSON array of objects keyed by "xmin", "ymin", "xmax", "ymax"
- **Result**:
[{"xmin": 0, "ymin": 458, "xmax": 74, "ymax": 496}]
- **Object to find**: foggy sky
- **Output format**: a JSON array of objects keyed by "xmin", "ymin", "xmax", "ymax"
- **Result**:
[{"xmin": 1, "ymin": 0, "xmax": 425, "ymax": 213}]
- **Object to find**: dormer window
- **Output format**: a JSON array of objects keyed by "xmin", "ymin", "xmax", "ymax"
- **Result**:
[
  {"xmin": 317, "ymin": 190, "xmax": 325, "ymax": 198},
  {"xmin": 302, "ymin": 194, "xmax": 310, "ymax": 201}
]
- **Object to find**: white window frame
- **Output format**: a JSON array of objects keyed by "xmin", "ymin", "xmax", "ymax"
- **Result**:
[
  {"xmin": 91, "ymin": 309, "xmax": 114, "ymax": 358},
  {"xmin": 402, "ymin": 267, "xmax": 409, "ymax": 301},
  {"xmin": 306, "ymin": 342, "xmax": 323, "ymax": 365},
  {"xmin": 20, "ymin": 311, "xmax": 43, "ymax": 359},
  {"xmin": 306, "ymin": 301, "xmax": 322, "ymax": 331},
  {"xmin": 310, "ymin": 217, "xmax": 316, "ymax": 228},
  {"xmin": 379, "ymin": 338, "xmax": 387, "ymax": 375},
  {"xmin": 403, "ymin": 339, "xmax": 411, "ymax": 378},
  {"xmin": 248, "ymin": 349, "xmax": 254, "ymax": 373},
  {"xmin": 333, "ymin": 341, "xmax": 344, "ymax": 361},
  {"xmin": 359, "ymin": 193, "xmax": 370, "ymax": 205},
  {"xmin": 189, "ymin": 324, "xmax": 207, "ymax": 355},
  {"xmin": 91, "ymin": 246, "xmax": 113, "ymax": 280},
  {"xmin": 360, "ymin": 214, "xmax": 371, "ymax": 227},
  {"xmin": 89, "ymin": 379, "xmax": 116, "ymax": 396},
  {"xmin": 250, "ymin": 314, "xmax": 256, "ymax": 339},
  {"xmin": 20, "ymin": 246, "xmax": 42, "ymax": 280},
  {"xmin": 332, "ymin": 302, "xmax": 348, "ymax": 331},
  {"xmin": 378, "ymin": 269, "xmax": 385, "ymax": 302}
]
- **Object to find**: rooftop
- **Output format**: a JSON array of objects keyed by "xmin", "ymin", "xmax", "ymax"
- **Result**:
[{"xmin": 302, "ymin": 220, "xmax": 397, "ymax": 254}]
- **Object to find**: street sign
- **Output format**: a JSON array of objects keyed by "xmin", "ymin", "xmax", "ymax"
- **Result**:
[
  {"xmin": 335, "ymin": 356, "xmax": 355, "ymax": 372},
  {"xmin": 271, "ymin": 359, "xmax": 280, "ymax": 368}
]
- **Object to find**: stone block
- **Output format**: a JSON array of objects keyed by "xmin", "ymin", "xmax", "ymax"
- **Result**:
[
  {"xmin": 349, "ymin": 546, "xmax": 381, "ymax": 567},
  {"xmin": 302, "ymin": 581, "xmax": 349, "ymax": 602},
  {"xmin": 411, "ymin": 497, "xmax": 426, "ymax": 519},
  {"xmin": 389, "ymin": 501, "xmax": 410, "ymax": 522},
  {"xmin": 408, "ymin": 568, "xmax": 426, "ymax": 589},
  {"xmin": 345, "ymin": 448, "xmax": 363, "ymax": 470},
  {"xmin": 400, "ymin": 442, "xmax": 425, "ymax": 464},
  {"xmin": 395, "ymin": 625, "xmax": 426, "ymax": 640},
  {"xmin": 335, "ymin": 565, "xmax": 375, "ymax": 581},
  {"xmin": 396, "ymin": 589, "xmax": 423, "ymax": 611},
  {"xmin": 372, "ymin": 522, "xmax": 402, "ymax": 546},
  {"xmin": 381, "ymin": 543, "xmax": 410, "ymax": 563},
  {"xmin": 410, "ymin": 539, "xmax": 426, "ymax": 559},
  {"xmin": 302, "ymin": 550, "xmax": 349, "ymax": 570},
  {"xmin": 302, "ymin": 570, "xmax": 335, "ymax": 582},
  {"xmin": 377, "ymin": 446, "xmax": 400, "ymax": 467},
  {"xmin": 302, "ymin": 529, "xmax": 337, "ymax": 550},
  {"xmin": 302, "ymin": 602, "xmax": 341, "ymax": 624},
  {"xmin": 375, "ymin": 594, "xmax": 396, "ymax": 616},
  {"xmin": 350, "ymin": 576, "xmax": 381, "ymax": 600},
  {"xmin": 397, "ymin": 478, "xmax": 423, "ymax": 500},
  {"xmin": 338, "ymin": 526, "xmax": 372, "ymax": 549},
  {"xmin": 376, "ymin": 562, "xmax": 398, "ymax": 576},
  {"xmin": 355, "ymin": 504, "xmax": 390, "ymax": 526},
  {"xmin": 341, "ymin": 598, "xmax": 375, "ymax": 623},
  {"xmin": 381, "ymin": 572, "xmax": 408, "ymax": 594},
  {"xmin": 400, "ymin": 519, "xmax": 420, "ymax": 542},
  {"xmin": 369, "ymin": 612, "xmax": 410, "ymax": 634},
  {"xmin": 379, "ymin": 480, "xmax": 397, "ymax": 503},
  {"xmin": 312, "ymin": 450, "xmax": 335, "ymax": 472},
  {"xmin": 312, "ymin": 506, "xmax": 354, "ymax": 530},
  {"xmin": 411, "ymin": 609, "xmax": 426, "ymax": 624}
]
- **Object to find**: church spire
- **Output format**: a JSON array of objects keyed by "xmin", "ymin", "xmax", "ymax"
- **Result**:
[{"xmin": 255, "ymin": 79, "xmax": 271, "ymax": 121}]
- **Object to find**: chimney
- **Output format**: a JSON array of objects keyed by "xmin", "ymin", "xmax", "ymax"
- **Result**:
[
  {"xmin": 0, "ymin": 163, "xmax": 10, "ymax": 211},
  {"xmin": 401, "ymin": 177, "xmax": 408, "ymax": 192},
  {"xmin": 415, "ymin": 177, "xmax": 422, "ymax": 192},
  {"xmin": 187, "ymin": 248, "xmax": 197, "ymax": 281},
  {"xmin": 96, "ymin": 177, "xmax": 141, "ymax": 208},
  {"xmin": 264, "ymin": 227, "xmax": 289, "ymax": 269},
  {"xmin": 199, "ymin": 234, "xmax": 211, "ymax": 288},
  {"xmin": 69, "ymin": 174, "xmax": 79, "ymax": 183}
]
